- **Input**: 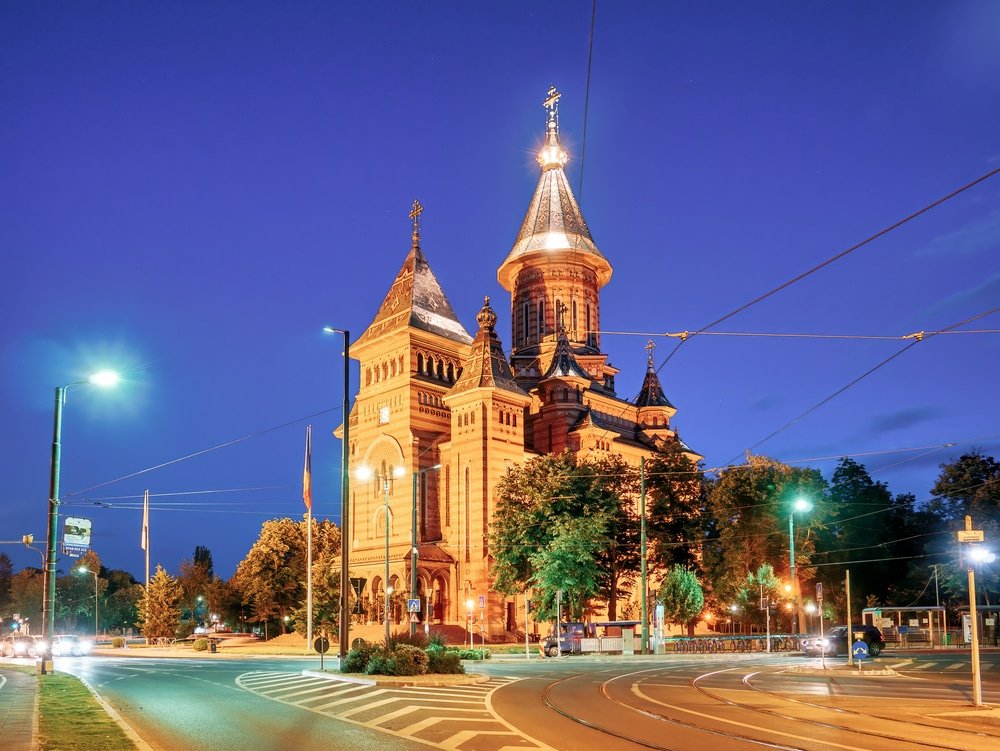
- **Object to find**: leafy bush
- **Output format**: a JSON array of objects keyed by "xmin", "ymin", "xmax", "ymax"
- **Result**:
[
  {"xmin": 363, "ymin": 649, "xmax": 396, "ymax": 676},
  {"xmin": 111, "ymin": 637, "xmax": 126, "ymax": 648},
  {"xmin": 391, "ymin": 644, "xmax": 429, "ymax": 676},
  {"xmin": 427, "ymin": 649, "xmax": 464, "ymax": 674},
  {"xmin": 341, "ymin": 639, "xmax": 376, "ymax": 673},
  {"xmin": 427, "ymin": 631, "xmax": 447, "ymax": 650},
  {"xmin": 453, "ymin": 648, "xmax": 491, "ymax": 660},
  {"xmin": 193, "ymin": 638, "xmax": 209, "ymax": 652}
]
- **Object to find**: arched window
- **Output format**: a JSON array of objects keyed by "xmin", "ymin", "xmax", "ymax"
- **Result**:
[
  {"xmin": 436, "ymin": 360, "xmax": 444, "ymax": 380},
  {"xmin": 447, "ymin": 363, "xmax": 454, "ymax": 382},
  {"xmin": 417, "ymin": 353, "xmax": 424, "ymax": 374},
  {"xmin": 366, "ymin": 368, "xmax": 372, "ymax": 386},
  {"xmin": 522, "ymin": 301, "xmax": 529, "ymax": 344},
  {"xmin": 390, "ymin": 359, "xmax": 397, "ymax": 377},
  {"xmin": 586, "ymin": 303, "xmax": 592, "ymax": 346},
  {"xmin": 538, "ymin": 299, "xmax": 546, "ymax": 339},
  {"xmin": 571, "ymin": 300, "xmax": 577, "ymax": 337}
]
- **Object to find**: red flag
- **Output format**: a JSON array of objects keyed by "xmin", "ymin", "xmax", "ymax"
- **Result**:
[{"xmin": 303, "ymin": 425, "xmax": 312, "ymax": 512}]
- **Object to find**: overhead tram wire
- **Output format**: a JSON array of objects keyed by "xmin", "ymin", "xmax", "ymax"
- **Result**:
[
  {"xmin": 655, "ymin": 162, "xmax": 1000, "ymax": 372},
  {"xmin": 62, "ymin": 404, "xmax": 342, "ymax": 499},
  {"xmin": 726, "ymin": 304, "xmax": 1000, "ymax": 466},
  {"xmin": 574, "ymin": 165, "xmax": 1000, "ymax": 467},
  {"xmin": 598, "ymin": 329, "xmax": 1000, "ymax": 341}
]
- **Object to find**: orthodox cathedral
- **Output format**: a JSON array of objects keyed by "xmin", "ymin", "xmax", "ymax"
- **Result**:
[{"xmin": 343, "ymin": 89, "xmax": 696, "ymax": 637}]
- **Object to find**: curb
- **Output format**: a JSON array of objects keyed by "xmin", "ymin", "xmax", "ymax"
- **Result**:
[{"xmin": 74, "ymin": 673, "xmax": 155, "ymax": 751}]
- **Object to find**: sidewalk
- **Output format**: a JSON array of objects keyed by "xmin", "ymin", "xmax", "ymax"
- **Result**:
[{"xmin": 0, "ymin": 667, "xmax": 37, "ymax": 751}]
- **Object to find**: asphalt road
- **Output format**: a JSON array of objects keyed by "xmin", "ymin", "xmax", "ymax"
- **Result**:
[{"xmin": 53, "ymin": 651, "xmax": 1000, "ymax": 751}]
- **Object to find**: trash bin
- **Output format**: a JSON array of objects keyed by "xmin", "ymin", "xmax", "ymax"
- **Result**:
[
  {"xmin": 209, "ymin": 640, "xmax": 217, "ymax": 653},
  {"xmin": 943, "ymin": 633, "xmax": 950, "ymax": 646}
]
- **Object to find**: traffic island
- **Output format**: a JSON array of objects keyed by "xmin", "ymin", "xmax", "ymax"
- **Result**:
[{"xmin": 302, "ymin": 669, "xmax": 490, "ymax": 687}]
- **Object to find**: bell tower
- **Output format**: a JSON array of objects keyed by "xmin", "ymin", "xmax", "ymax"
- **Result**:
[{"xmin": 497, "ymin": 87, "xmax": 614, "ymax": 390}]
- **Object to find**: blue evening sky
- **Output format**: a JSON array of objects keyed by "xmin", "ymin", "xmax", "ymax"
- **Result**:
[{"xmin": 2, "ymin": 1, "xmax": 999, "ymax": 578}]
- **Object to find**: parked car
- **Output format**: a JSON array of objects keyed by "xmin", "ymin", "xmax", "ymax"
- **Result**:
[
  {"xmin": 801, "ymin": 625, "xmax": 885, "ymax": 657},
  {"xmin": 1, "ymin": 635, "xmax": 48, "ymax": 658},
  {"xmin": 50, "ymin": 634, "xmax": 92, "ymax": 656}
]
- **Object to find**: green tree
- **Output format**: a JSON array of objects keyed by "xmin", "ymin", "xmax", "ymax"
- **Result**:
[
  {"xmin": 8, "ymin": 569, "xmax": 43, "ymax": 629},
  {"xmin": 0, "ymin": 553, "xmax": 13, "ymax": 614},
  {"xmin": 734, "ymin": 563, "xmax": 779, "ymax": 631},
  {"xmin": 491, "ymin": 453, "xmax": 619, "ymax": 622},
  {"xmin": 928, "ymin": 451, "xmax": 1000, "ymax": 525},
  {"xmin": 816, "ymin": 458, "xmax": 894, "ymax": 609},
  {"xmin": 231, "ymin": 517, "xmax": 341, "ymax": 637},
  {"xmin": 193, "ymin": 545, "xmax": 215, "ymax": 577},
  {"xmin": 138, "ymin": 565, "xmax": 182, "ymax": 641},
  {"xmin": 645, "ymin": 437, "xmax": 708, "ymax": 575},
  {"xmin": 289, "ymin": 517, "xmax": 343, "ymax": 637},
  {"xmin": 586, "ymin": 455, "xmax": 640, "ymax": 621},
  {"xmin": 704, "ymin": 455, "xmax": 827, "ymax": 608},
  {"xmin": 659, "ymin": 565, "xmax": 704, "ymax": 633},
  {"xmin": 177, "ymin": 557, "xmax": 213, "ymax": 631},
  {"xmin": 528, "ymin": 512, "xmax": 610, "ymax": 621}
]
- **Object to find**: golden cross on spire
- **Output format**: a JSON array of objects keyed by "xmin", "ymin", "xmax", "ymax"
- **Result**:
[
  {"xmin": 409, "ymin": 199, "xmax": 423, "ymax": 246},
  {"xmin": 543, "ymin": 85, "xmax": 561, "ymax": 131},
  {"xmin": 645, "ymin": 338, "xmax": 656, "ymax": 367}
]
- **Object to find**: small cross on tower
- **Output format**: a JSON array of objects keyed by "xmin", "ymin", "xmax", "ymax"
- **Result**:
[
  {"xmin": 645, "ymin": 338, "xmax": 656, "ymax": 367},
  {"xmin": 409, "ymin": 199, "xmax": 424, "ymax": 246}
]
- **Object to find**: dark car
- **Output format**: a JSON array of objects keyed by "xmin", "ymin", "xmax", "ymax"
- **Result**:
[{"xmin": 801, "ymin": 625, "xmax": 885, "ymax": 657}]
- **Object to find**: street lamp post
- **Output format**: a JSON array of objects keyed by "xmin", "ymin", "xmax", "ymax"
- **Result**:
[
  {"xmin": 357, "ymin": 464, "xmax": 403, "ymax": 644},
  {"xmin": 966, "ymin": 542, "xmax": 995, "ymax": 707},
  {"xmin": 323, "ymin": 327, "xmax": 351, "ymax": 659},
  {"xmin": 43, "ymin": 371, "xmax": 119, "ymax": 639},
  {"xmin": 76, "ymin": 566, "xmax": 99, "ymax": 641},
  {"xmin": 788, "ymin": 496, "xmax": 812, "ymax": 635},
  {"xmin": 410, "ymin": 464, "xmax": 441, "ymax": 637}
]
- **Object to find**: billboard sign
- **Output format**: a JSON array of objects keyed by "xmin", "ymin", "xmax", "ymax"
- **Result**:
[{"xmin": 63, "ymin": 517, "xmax": 92, "ymax": 557}]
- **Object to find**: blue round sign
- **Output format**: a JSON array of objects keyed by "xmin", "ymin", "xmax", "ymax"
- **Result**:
[{"xmin": 852, "ymin": 640, "xmax": 870, "ymax": 660}]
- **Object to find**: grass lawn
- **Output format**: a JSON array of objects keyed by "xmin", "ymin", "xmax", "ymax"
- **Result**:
[{"xmin": 37, "ymin": 669, "xmax": 134, "ymax": 750}]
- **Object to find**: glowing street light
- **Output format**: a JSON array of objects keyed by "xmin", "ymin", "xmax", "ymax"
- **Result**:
[
  {"xmin": 43, "ymin": 370, "xmax": 120, "ymax": 639},
  {"xmin": 967, "ymin": 542, "xmax": 995, "ymax": 707},
  {"xmin": 788, "ymin": 496, "xmax": 812, "ymax": 635},
  {"xmin": 357, "ymin": 463, "xmax": 405, "ymax": 643}
]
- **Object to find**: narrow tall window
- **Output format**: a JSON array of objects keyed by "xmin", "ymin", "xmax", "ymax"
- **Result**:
[
  {"xmin": 585, "ymin": 303, "xmax": 592, "ymax": 346},
  {"xmin": 445, "ymin": 466, "xmax": 451, "ymax": 527},
  {"xmin": 522, "ymin": 301, "xmax": 529, "ymax": 345},
  {"xmin": 538, "ymin": 299, "xmax": 546, "ymax": 339},
  {"xmin": 571, "ymin": 300, "xmax": 577, "ymax": 337},
  {"xmin": 464, "ymin": 468, "xmax": 471, "ymax": 562}
]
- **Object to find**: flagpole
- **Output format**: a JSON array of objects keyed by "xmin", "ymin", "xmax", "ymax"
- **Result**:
[
  {"xmin": 304, "ymin": 425, "xmax": 313, "ymax": 651},
  {"xmin": 142, "ymin": 488, "xmax": 150, "ymax": 645},
  {"xmin": 142, "ymin": 489, "xmax": 150, "ymax": 590}
]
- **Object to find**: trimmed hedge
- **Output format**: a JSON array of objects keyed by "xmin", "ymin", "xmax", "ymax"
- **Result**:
[
  {"xmin": 193, "ymin": 638, "xmax": 209, "ymax": 652},
  {"xmin": 342, "ymin": 639, "xmax": 466, "ymax": 676}
]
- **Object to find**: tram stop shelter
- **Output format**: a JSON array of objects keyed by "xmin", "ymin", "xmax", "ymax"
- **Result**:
[{"xmin": 862, "ymin": 606, "xmax": 947, "ymax": 647}]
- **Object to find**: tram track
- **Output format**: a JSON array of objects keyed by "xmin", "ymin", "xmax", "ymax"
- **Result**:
[
  {"xmin": 541, "ymin": 669, "xmax": 815, "ymax": 751},
  {"xmin": 740, "ymin": 668, "xmax": 1000, "ymax": 743},
  {"xmin": 685, "ymin": 667, "xmax": 995, "ymax": 751},
  {"xmin": 537, "ymin": 662, "xmax": 998, "ymax": 751}
]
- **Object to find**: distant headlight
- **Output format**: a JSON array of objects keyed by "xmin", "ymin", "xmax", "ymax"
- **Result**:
[
  {"xmin": 14, "ymin": 643, "xmax": 27, "ymax": 655},
  {"xmin": 80, "ymin": 640, "xmax": 94, "ymax": 653},
  {"xmin": 36, "ymin": 640, "xmax": 48, "ymax": 652}
]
